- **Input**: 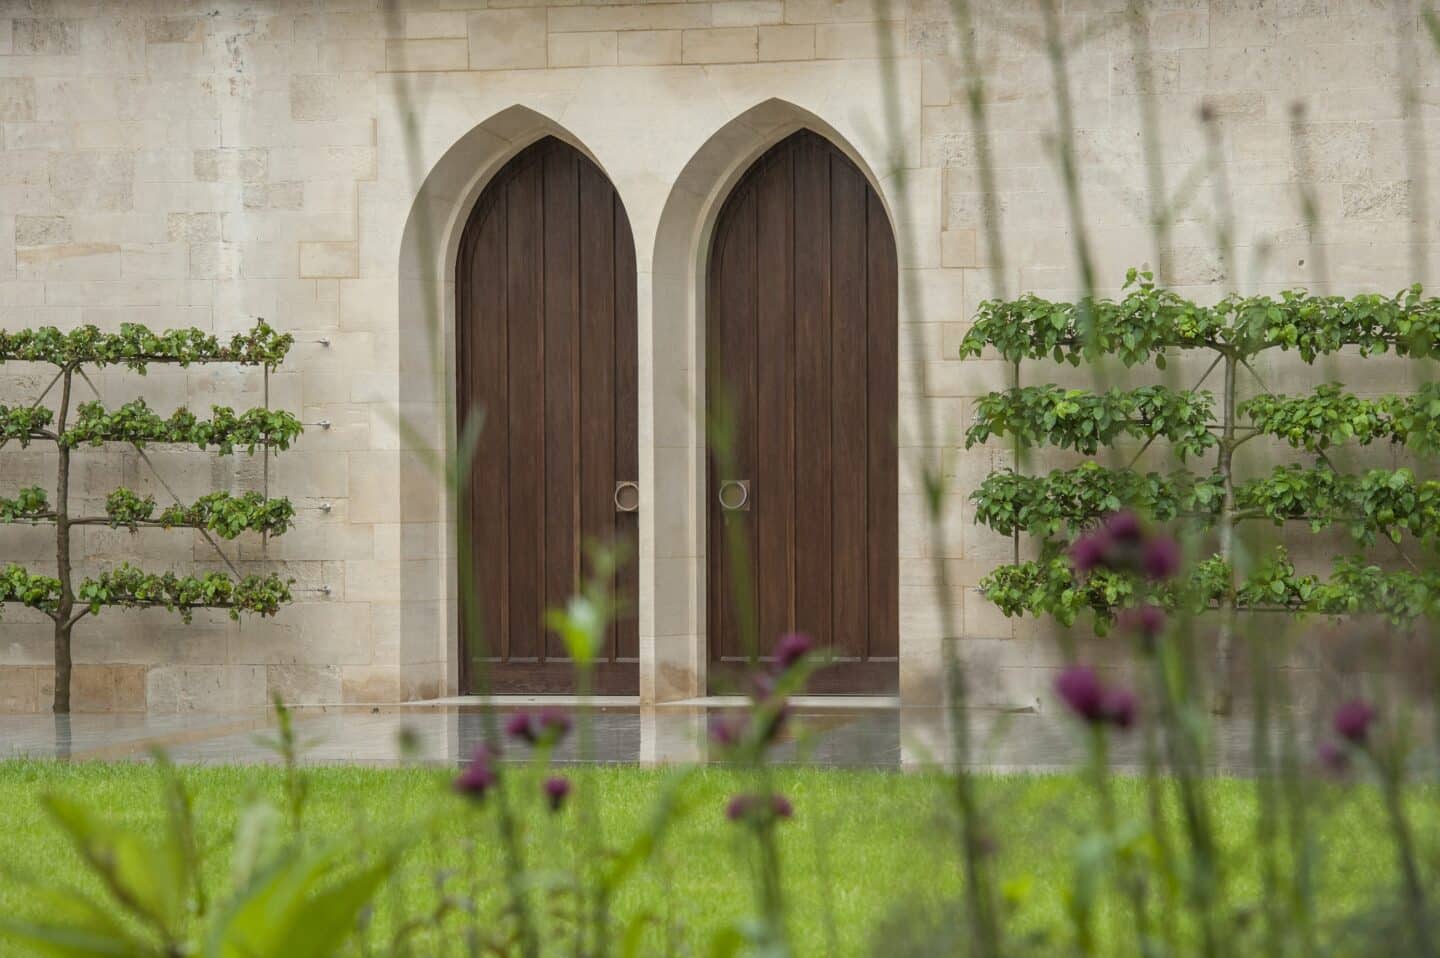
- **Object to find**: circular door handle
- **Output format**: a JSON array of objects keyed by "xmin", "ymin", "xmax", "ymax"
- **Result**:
[
  {"xmin": 718, "ymin": 479, "xmax": 750, "ymax": 512},
  {"xmin": 613, "ymin": 481, "xmax": 640, "ymax": 513}
]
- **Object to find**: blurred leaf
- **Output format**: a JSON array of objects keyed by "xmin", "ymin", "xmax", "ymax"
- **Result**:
[
  {"xmin": 44, "ymin": 794, "xmax": 191, "ymax": 942},
  {"xmin": 0, "ymin": 887, "xmax": 160, "ymax": 957}
]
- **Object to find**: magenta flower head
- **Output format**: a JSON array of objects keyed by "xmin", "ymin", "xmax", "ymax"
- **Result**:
[
  {"xmin": 726, "ymin": 793, "xmax": 793, "ymax": 824},
  {"xmin": 1105, "ymin": 509, "xmax": 1144, "ymax": 544},
  {"xmin": 1102, "ymin": 687, "xmax": 1137, "ymax": 730},
  {"xmin": 505, "ymin": 712, "xmax": 534, "ymax": 743},
  {"xmin": 455, "ymin": 744, "xmax": 498, "ymax": 801},
  {"xmin": 544, "ymin": 775, "xmax": 571, "ymax": 812},
  {"xmin": 1117, "ymin": 604, "xmax": 1166, "ymax": 640},
  {"xmin": 1141, "ymin": 535, "xmax": 1181, "ymax": 580},
  {"xmin": 1069, "ymin": 531, "xmax": 1110, "ymax": 574},
  {"xmin": 1317, "ymin": 741, "xmax": 1351, "ymax": 776},
  {"xmin": 1055, "ymin": 665, "xmax": 1107, "ymax": 723},
  {"xmin": 726, "ymin": 794, "xmax": 755, "ymax": 822},
  {"xmin": 708, "ymin": 713, "xmax": 744, "ymax": 748},
  {"xmin": 506, "ymin": 708, "xmax": 572, "ymax": 747},
  {"xmin": 536, "ymin": 706, "xmax": 572, "ymax": 745},
  {"xmin": 773, "ymin": 632, "xmax": 815, "ymax": 671},
  {"xmin": 1333, "ymin": 699, "xmax": 1376, "ymax": 746}
]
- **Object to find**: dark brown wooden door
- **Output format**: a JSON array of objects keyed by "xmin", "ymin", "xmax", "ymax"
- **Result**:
[
  {"xmin": 457, "ymin": 137, "xmax": 638, "ymax": 694},
  {"xmin": 706, "ymin": 130, "xmax": 898, "ymax": 694}
]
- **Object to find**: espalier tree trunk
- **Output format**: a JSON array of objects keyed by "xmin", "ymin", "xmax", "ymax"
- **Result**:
[
  {"xmin": 962, "ymin": 271, "xmax": 1440, "ymax": 712},
  {"xmin": 0, "ymin": 322, "xmax": 301, "ymax": 713}
]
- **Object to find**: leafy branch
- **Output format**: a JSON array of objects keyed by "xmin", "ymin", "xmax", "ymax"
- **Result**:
[
  {"xmin": 99, "ymin": 489, "xmax": 295, "ymax": 538},
  {"xmin": 959, "ymin": 270, "xmax": 1440, "ymax": 365},
  {"xmin": 978, "ymin": 547, "xmax": 1440, "ymax": 630},
  {"xmin": 0, "ymin": 320, "xmax": 293, "ymax": 371},
  {"xmin": 966, "ymin": 384, "xmax": 1217, "ymax": 458},
  {"xmin": 1240, "ymin": 383, "xmax": 1440, "ymax": 453},
  {"xmin": 971, "ymin": 464, "xmax": 1224, "ymax": 538},
  {"xmin": 972, "ymin": 463, "xmax": 1440, "ymax": 550},
  {"xmin": 0, "ymin": 405, "xmax": 56, "ymax": 446},
  {"xmin": 76, "ymin": 564, "xmax": 294, "ymax": 623},
  {"xmin": 0, "ymin": 487, "xmax": 53, "ymax": 521},
  {"xmin": 62, "ymin": 400, "xmax": 302, "ymax": 454}
]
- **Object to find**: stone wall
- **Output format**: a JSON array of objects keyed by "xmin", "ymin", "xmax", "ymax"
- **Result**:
[{"xmin": 0, "ymin": 0, "xmax": 1430, "ymax": 712}]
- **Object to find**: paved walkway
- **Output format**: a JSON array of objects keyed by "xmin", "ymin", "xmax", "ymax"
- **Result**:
[{"xmin": 0, "ymin": 699, "xmax": 1313, "ymax": 771}]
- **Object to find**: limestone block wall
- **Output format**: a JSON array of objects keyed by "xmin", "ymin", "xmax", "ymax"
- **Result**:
[{"xmin": 0, "ymin": 0, "xmax": 1430, "ymax": 712}]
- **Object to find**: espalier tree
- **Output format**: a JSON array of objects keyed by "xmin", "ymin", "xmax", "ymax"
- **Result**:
[
  {"xmin": 962, "ymin": 270, "xmax": 1440, "ymax": 710},
  {"xmin": 0, "ymin": 322, "xmax": 300, "ymax": 713}
]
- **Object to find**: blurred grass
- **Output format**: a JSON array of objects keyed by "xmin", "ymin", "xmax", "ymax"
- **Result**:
[{"xmin": 0, "ymin": 760, "xmax": 1434, "ymax": 955}]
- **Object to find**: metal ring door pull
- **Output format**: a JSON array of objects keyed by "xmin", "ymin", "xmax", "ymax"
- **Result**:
[
  {"xmin": 718, "ymin": 479, "xmax": 750, "ymax": 511},
  {"xmin": 614, "ymin": 481, "xmax": 640, "ymax": 513}
]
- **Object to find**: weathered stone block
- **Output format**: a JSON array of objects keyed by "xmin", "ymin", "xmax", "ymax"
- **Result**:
[
  {"xmin": 759, "ymin": 24, "xmax": 813, "ymax": 60},
  {"xmin": 13, "ymin": 19, "xmax": 78, "ymax": 56},
  {"xmin": 48, "ymin": 152, "xmax": 134, "ymax": 212},
  {"xmin": 385, "ymin": 38, "xmax": 469, "ymax": 72},
  {"xmin": 467, "ymin": 10, "xmax": 547, "ymax": 69},
  {"xmin": 300, "ymin": 241, "xmax": 358, "ymax": 279},
  {"xmin": 618, "ymin": 30, "xmax": 682, "ymax": 65},
  {"xmin": 549, "ymin": 31, "xmax": 619, "ymax": 68},
  {"xmin": 0, "ymin": 78, "xmax": 36, "ymax": 123},
  {"xmin": 682, "ymin": 27, "xmax": 757, "ymax": 63},
  {"xmin": 15, "ymin": 215, "xmax": 71, "ymax": 247}
]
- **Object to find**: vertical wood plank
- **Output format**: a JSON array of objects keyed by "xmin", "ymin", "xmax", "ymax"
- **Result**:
[
  {"xmin": 829, "ymin": 154, "xmax": 869, "ymax": 660},
  {"xmin": 711, "ymin": 189, "xmax": 759, "ymax": 662},
  {"xmin": 792, "ymin": 133, "xmax": 833, "ymax": 651},
  {"xmin": 506, "ymin": 153, "xmax": 545, "ymax": 661},
  {"xmin": 579, "ymin": 159, "xmax": 617, "ymax": 658},
  {"xmin": 867, "ymin": 189, "xmax": 900, "ymax": 659},
  {"xmin": 754, "ymin": 147, "xmax": 795, "ymax": 652},
  {"xmin": 462, "ymin": 196, "xmax": 510, "ymax": 669},
  {"xmin": 542, "ymin": 144, "xmax": 580, "ymax": 662},
  {"xmin": 613, "ymin": 197, "xmax": 640, "ymax": 661}
]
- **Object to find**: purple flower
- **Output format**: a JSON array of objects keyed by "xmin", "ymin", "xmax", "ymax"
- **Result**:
[
  {"xmin": 544, "ymin": 775, "xmax": 571, "ymax": 812},
  {"xmin": 726, "ymin": 794, "xmax": 755, "ymax": 822},
  {"xmin": 1141, "ymin": 535, "xmax": 1181, "ymax": 580},
  {"xmin": 1117, "ymin": 604, "xmax": 1166, "ymax": 639},
  {"xmin": 1317, "ymin": 741, "xmax": 1350, "ymax": 776},
  {"xmin": 1102, "ymin": 687, "xmax": 1137, "ymax": 730},
  {"xmin": 725, "ymin": 793, "xmax": 793, "ymax": 824},
  {"xmin": 1055, "ymin": 665, "xmax": 1107, "ymax": 723},
  {"xmin": 506, "ymin": 708, "xmax": 572, "ymax": 747},
  {"xmin": 1069, "ymin": 532, "xmax": 1110, "ymax": 574},
  {"xmin": 708, "ymin": 713, "xmax": 744, "ymax": 747},
  {"xmin": 1333, "ymin": 699, "xmax": 1376, "ymax": 746},
  {"xmin": 1105, "ymin": 510, "xmax": 1144, "ymax": 544},
  {"xmin": 536, "ymin": 706, "xmax": 572, "ymax": 744},
  {"xmin": 505, "ymin": 712, "xmax": 534, "ymax": 742},
  {"xmin": 773, "ymin": 632, "xmax": 815, "ymax": 671},
  {"xmin": 455, "ymin": 744, "xmax": 498, "ymax": 801}
]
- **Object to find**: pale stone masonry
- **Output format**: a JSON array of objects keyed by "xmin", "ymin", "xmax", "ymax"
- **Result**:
[{"xmin": 0, "ymin": 0, "xmax": 1429, "ymax": 713}]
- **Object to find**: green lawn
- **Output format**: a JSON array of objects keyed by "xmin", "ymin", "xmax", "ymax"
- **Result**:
[{"xmin": 0, "ymin": 760, "xmax": 1430, "ymax": 955}]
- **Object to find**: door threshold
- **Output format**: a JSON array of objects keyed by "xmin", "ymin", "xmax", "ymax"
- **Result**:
[
  {"xmin": 418, "ymin": 695, "xmax": 642, "ymax": 707},
  {"xmin": 659, "ymin": 695, "xmax": 900, "ymax": 710}
]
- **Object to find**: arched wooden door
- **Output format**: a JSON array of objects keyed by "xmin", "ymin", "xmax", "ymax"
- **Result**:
[
  {"xmin": 706, "ymin": 130, "xmax": 898, "ymax": 694},
  {"xmin": 457, "ymin": 137, "xmax": 638, "ymax": 694}
]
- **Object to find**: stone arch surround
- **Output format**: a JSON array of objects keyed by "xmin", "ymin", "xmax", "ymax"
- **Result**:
[{"xmin": 381, "ymin": 66, "xmax": 930, "ymax": 703}]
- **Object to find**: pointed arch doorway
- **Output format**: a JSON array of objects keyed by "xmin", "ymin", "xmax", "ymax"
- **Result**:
[
  {"xmin": 456, "ymin": 136, "xmax": 639, "ymax": 694},
  {"xmin": 706, "ymin": 130, "xmax": 899, "ymax": 694}
]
